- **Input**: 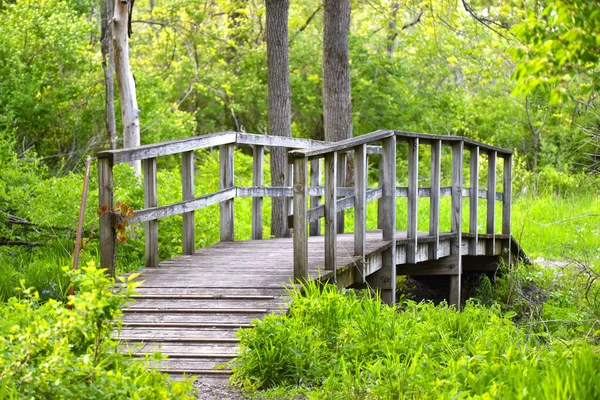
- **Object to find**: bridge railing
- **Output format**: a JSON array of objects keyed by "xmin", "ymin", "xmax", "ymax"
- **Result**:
[{"xmin": 289, "ymin": 130, "xmax": 513, "ymax": 299}]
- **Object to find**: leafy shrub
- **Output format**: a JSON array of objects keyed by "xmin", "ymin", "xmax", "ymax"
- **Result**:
[{"xmin": 0, "ymin": 263, "xmax": 194, "ymax": 399}]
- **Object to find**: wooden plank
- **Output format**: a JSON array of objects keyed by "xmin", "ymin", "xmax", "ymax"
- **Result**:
[
  {"xmin": 287, "ymin": 158, "xmax": 293, "ymax": 237},
  {"xmin": 220, "ymin": 144, "xmax": 234, "ymax": 242},
  {"xmin": 450, "ymin": 141, "xmax": 463, "ymax": 309},
  {"xmin": 98, "ymin": 158, "xmax": 116, "ymax": 277},
  {"xmin": 397, "ymin": 255, "xmax": 460, "ymax": 276},
  {"xmin": 298, "ymin": 187, "xmax": 381, "ymax": 225},
  {"xmin": 469, "ymin": 146, "xmax": 479, "ymax": 255},
  {"xmin": 237, "ymin": 186, "xmax": 355, "ymax": 198},
  {"xmin": 252, "ymin": 145, "xmax": 264, "ymax": 240},
  {"xmin": 391, "ymin": 130, "xmax": 513, "ymax": 156},
  {"xmin": 309, "ymin": 159, "xmax": 322, "ymax": 236},
  {"xmin": 143, "ymin": 158, "xmax": 159, "ymax": 268},
  {"xmin": 324, "ymin": 152, "xmax": 337, "ymax": 273},
  {"xmin": 236, "ymin": 132, "xmax": 325, "ymax": 149},
  {"xmin": 487, "ymin": 151, "xmax": 497, "ymax": 255},
  {"xmin": 131, "ymin": 188, "xmax": 236, "ymax": 224},
  {"xmin": 289, "ymin": 130, "xmax": 394, "ymax": 160},
  {"xmin": 502, "ymin": 154, "xmax": 512, "ymax": 264},
  {"xmin": 181, "ymin": 151, "xmax": 195, "ymax": 255},
  {"xmin": 378, "ymin": 153, "xmax": 384, "ymax": 229},
  {"xmin": 336, "ymin": 153, "xmax": 347, "ymax": 234},
  {"xmin": 293, "ymin": 157, "xmax": 309, "ymax": 281},
  {"xmin": 97, "ymin": 131, "xmax": 237, "ymax": 164},
  {"xmin": 407, "ymin": 138, "xmax": 419, "ymax": 264},
  {"xmin": 354, "ymin": 144, "xmax": 367, "ymax": 283},
  {"xmin": 429, "ymin": 140, "xmax": 441, "ymax": 260}
]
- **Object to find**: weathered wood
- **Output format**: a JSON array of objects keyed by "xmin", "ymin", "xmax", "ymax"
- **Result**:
[
  {"xmin": 143, "ymin": 158, "xmax": 159, "ymax": 268},
  {"xmin": 502, "ymin": 154, "xmax": 512, "ymax": 265},
  {"xmin": 354, "ymin": 144, "xmax": 367, "ymax": 282},
  {"xmin": 377, "ymin": 153, "xmax": 384, "ymax": 229},
  {"xmin": 397, "ymin": 255, "xmax": 460, "ymax": 276},
  {"xmin": 429, "ymin": 140, "xmax": 441, "ymax": 260},
  {"xmin": 487, "ymin": 151, "xmax": 497, "ymax": 256},
  {"xmin": 236, "ymin": 132, "xmax": 324, "ymax": 149},
  {"xmin": 324, "ymin": 152, "xmax": 338, "ymax": 273},
  {"xmin": 392, "ymin": 130, "xmax": 513, "ymax": 156},
  {"xmin": 98, "ymin": 158, "xmax": 116, "ymax": 277},
  {"xmin": 287, "ymin": 159, "xmax": 294, "ymax": 237},
  {"xmin": 309, "ymin": 159, "xmax": 322, "ymax": 236},
  {"xmin": 220, "ymin": 144, "xmax": 234, "ymax": 242},
  {"xmin": 293, "ymin": 157, "xmax": 309, "ymax": 281},
  {"xmin": 290, "ymin": 130, "xmax": 393, "ymax": 160},
  {"xmin": 97, "ymin": 131, "xmax": 236, "ymax": 164},
  {"xmin": 182, "ymin": 151, "xmax": 195, "ymax": 255},
  {"xmin": 252, "ymin": 145, "xmax": 264, "ymax": 240},
  {"xmin": 407, "ymin": 138, "xmax": 419, "ymax": 264},
  {"xmin": 469, "ymin": 146, "xmax": 479, "ymax": 256},
  {"xmin": 336, "ymin": 153, "xmax": 347, "ymax": 234},
  {"xmin": 450, "ymin": 141, "xmax": 463, "ymax": 309},
  {"xmin": 297, "ymin": 187, "xmax": 382, "ymax": 226}
]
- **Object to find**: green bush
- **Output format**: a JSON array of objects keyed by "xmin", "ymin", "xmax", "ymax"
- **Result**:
[{"xmin": 0, "ymin": 263, "xmax": 194, "ymax": 399}]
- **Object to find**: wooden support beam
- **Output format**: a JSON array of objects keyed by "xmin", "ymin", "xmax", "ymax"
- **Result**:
[
  {"xmin": 354, "ymin": 144, "xmax": 367, "ymax": 283},
  {"xmin": 397, "ymin": 255, "xmax": 460, "ymax": 276},
  {"xmin": 377, "ymin": 153, "xmax": 383, "ymax": 229},
  {"xmin": 220, "ymin": 144, "xmax": 234, "ymax": 242},
  {"xmin": 502, "ymin": 154, "xmax": 512, "ymax": 264},
  {"xmin": 252, "ymin": 145, "xmax": 264, "ymax": 240},
  {"xmin": 309, "ymin": 159, "xmax": 321, "ymax": 236},
  {"xmin": 407, "ymin": 138, "xmax": 419, "ymax": 264},
  {"xmin": 469, "ymin": 146, "xmax": 479, "ymax": 256},
  {"xmin": 143, "ymin": 157, "xmax": 159, "ymax": 268},
  {"xmin": 181, "ymin": 151, "xmax": 195, "ymax": 255},
  {"xmin": 336, "ymin": 153, "xmax": 347, "ymax": 234},
  {"xmin": 487, "ymin": 151, "xmax": 497, "ymax": 255},
  {"xmin": 429, "ymin": 140, "xmax": 441, "ymax": 260},
  {"xmin": 450, "ymin": 141, "xmax": 463, "ymax": 309},
  {"xmin": 98, "ymin": 158, "xmax": 116, "ymax": 277},
  {"xmin": 287, "ymin": 157, "xmax": 293, "ymax": 237},
  {"xmin": 324, "ymin": 152, "xmax": 338, "ymax": 274},
  {"xmin": 293, "ymin": 157, "xmax": 308, "ymax": 281}
]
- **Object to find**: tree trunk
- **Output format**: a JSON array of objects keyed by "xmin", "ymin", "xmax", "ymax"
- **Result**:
[
  {"xmin": 266, "ymin": 0, "xmax": 292, "ymax": 238},
  {"xmin": 322, "ymin": 0, "xmax": 352, "ymax": 143},
  {"xmin": 101, "ymin": 0, "xmax": 117, "ymax": 150},
  {"xmin": 386, "ymin": 2, "xmax": 399, "ymax": 56},
  {"xmin": 113, "ymin": 0, "xmax": 141, "ymax": 173}
]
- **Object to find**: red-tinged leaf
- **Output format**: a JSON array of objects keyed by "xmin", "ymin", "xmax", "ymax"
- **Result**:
[
  {"xmin": 101, "ymin": 204, "xmax": 108, "ymax": 213},
  {"xmin": 116, "ymin": 223, "xmax": 124, "ymax": 230},
  {"xmin": 97, "ymin": 210, "xmax": 103, "ymax": 216}
]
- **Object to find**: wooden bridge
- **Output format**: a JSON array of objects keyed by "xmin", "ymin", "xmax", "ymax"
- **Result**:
[{"xmin": 97, "ymin": 130, "xmax": 524, "ymax": 378}]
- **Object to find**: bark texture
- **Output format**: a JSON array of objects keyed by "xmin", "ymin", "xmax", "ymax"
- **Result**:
[
  {"xmin": 101, "ymin": 0, "xmax": 117, "ymax": 150},
  {"xmin": 113, "ymin": 0, "xmax": 141, "ymax": 173},
  {"xmin": 322, "ymin": 0, "xmax": 352, "ymax": 143},
  {"xmin": 266, "ymin": 0, "xmax": 292, "ymax": 238}
]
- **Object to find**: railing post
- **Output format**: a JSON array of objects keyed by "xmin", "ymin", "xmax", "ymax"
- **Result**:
[
  {"xmin": 407, "ymin": 138, "xmax": 419, "ymax": 264},
  {"xmin": 182, "ymin": 151, "xmax": 195, "ymax": 255},
  {"xmin": 287, "ymin": 156, "xmax": 294, "ymax": 237},
  {"xmin": 377, "ymin": 154, "xmax": 383, "ymax": 229},
  {"xmin": 324, "ymin": 152, "xmax": 338, "ymax": 275},
  {"xmin": 293, "ymin": 157, "xmax": 309, "ymax": 281},
  {"xmin": 309, "ymin": 159, "xmax": 321, "ymax": 236},
  {"xmin": 252, "ymin": 145, "xmax": 264, "ymax": 240},
  {"xmin": 502, "ymin": 154, "xmax": 512, "ymax": 265},
  {"xmin": 367, "ymin": 135, "xmax": 396, "ymax": 305},
  {"xmin": 143, "ymin": 157, "xmax": 159, "ymax": 268},
  {"xmin": 220, "ymin": 143, "xmax": 234, "ymax": 242},
  {"xmin": 98, "ymin": 157, "xmax": 116, "ymax": 277},
  {"xmin": 469, "ymin": 146, "xmax": 479, "ymax": 255},
  {"xmin": 450, "ymin": 141, "xmax": 463, "ymax": 309},
  {"xmin": 487, "ymin": 151, "xmax": 497, "ymax": 255},
  {"xmin": 429, "ymin": 140, "xmax": 441, "ymax": 260},
  {"xmin": 336, "ymin": 153, "xmax": 347, "ymax": 234},
  {"xmin": 354, "ymin": 144, "xmax": 367, "ymax": 283}
]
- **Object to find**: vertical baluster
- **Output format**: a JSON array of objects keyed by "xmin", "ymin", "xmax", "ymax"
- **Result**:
[
  {"xmin": 182, "ymin": 151, "xmax": 195, "ymax": 255},
  {"xmin": 377, "ymin": 153, "xmax": 384, "ymax": 229},
  {"xmin": 487, "ymin": 151, "xmax": 497, "ymax": 255},
  {"xmin": 449, "ymin": 141, "xmax": 463, "ymax": 309},
  {"xmin": 502, "ymin": 154, "xmax": 512, "ymax": 265},
  {"xmin": 336, "ymin": 153, "xmax": 347, "ymax": 233},
  {"xmin": 429, "ymin": 140, "xmax": 441, "ymax": 260},
  {"xmin": 287, "ymin": 156, "xmax": 293, "ymax": 237},
  {"xmin": 220, "ymin": 144, "xmax": 234, "ymax": 242},
  {"xmin": 309, "ymin": 159, "xmax": 321, "ymax": 236},
  {"xmin": 143, "ymin": 157, "xmax": 159, "ymax": 268},
  {"xmin": 293, "ymin": 157, "xmax": 308, "ymax": 281},
  {"xmin": 98, "ymin": 157, "xmax": 116, "ymax": 277},
  {"xmin": 469, "ymin": 146, "xmax": 479, "ymax": 255},
  {"xmin": 354, "ymin": 144, "xmax": 367, "ymax": 282},
  {"xmin": 252, "ymin": 145, "xmax": 264, "ymax": 240},
  {"xmin": 324, "ymin": 152, "xmax": 338, "ymax": 275},
  {"xmin": 407, "ymin": 138, "xmax": 419, "ymax": 264}
]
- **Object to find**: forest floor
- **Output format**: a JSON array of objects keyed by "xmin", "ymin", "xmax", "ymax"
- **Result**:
[{"xmin": 194, "ymin": 378, "xmax": 244, "ymax": 400}]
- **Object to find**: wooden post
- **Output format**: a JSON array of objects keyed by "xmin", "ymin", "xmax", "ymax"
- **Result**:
[
  {"xmin": 377, "ymin": 154, "xmax": 383, "ymax": 229},
  {"xmin": 309, "ymin": 159, "xmax": 321, "ymax": 236},
  {"xmin": 450, "ymin": 141, "xmax": 463, "ymax": 309},
  {"xmin": 487, "ymin": 151, "xmax": 497, "ymax": 255},
  {"xmin": 287, "ymin": 157, "xmax": 294, "ymax": 237},
  {"xmin": 324, "ymin": 152, "xmax": 338, "ymax": 274},
  {"xmin": 367, "ymin": 135, "xmax": 396, "ymax": 305},
  {"xmin": 143, "ymin": 157, "xmax": 159, "ymax": 268},
  {"xmin": 407, "ymin": 138, "xmax": 419, "ymax": 264},
  {"xmin": 469, "ymin": 146, "xmax": 479, "ymax": 256},
  {"xmin": 252, "ymin": 145, "xmax": 264, "ymax": 240},
  {"xmin": 502, "ymin": 154, "xmax": 512, "ymax": 265},
  {"xmin": 336, "ymin": 153, "xmax": 347, "ymax": 233},
  {"xmin": 98, "ymin": 157, "xmax": 116, "ymax": 277},
  {"xmin": 220, "ymin": 144, "xmax": 234, "ymax": 242},
  {"xmin": 293, "ymin": 157, "xmax": 309, "ymax": 281},
  {"xmin": 429, "ymin": 140, "xmax": 441, "ymax": 260},
  {"xmin": 354, "ymin": 144, "xmax": 367, "ymax": 282},
  {"xmin": 181, "ymin": 151, "xmax": 195, "ymax": 255}
]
